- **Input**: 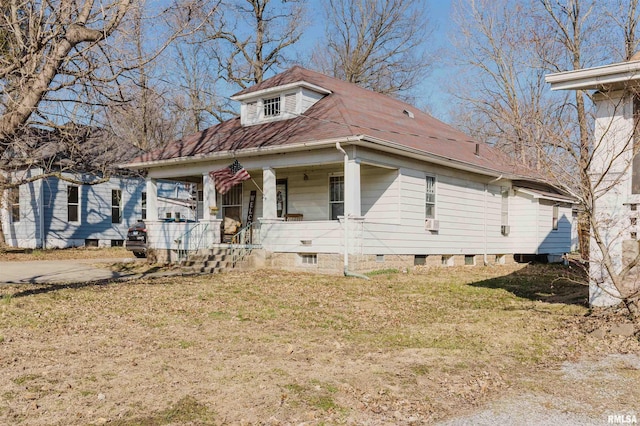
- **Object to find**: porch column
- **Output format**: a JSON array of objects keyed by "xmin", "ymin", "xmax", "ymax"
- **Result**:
[
  {"xmin": 263, "ymin": 167, "xmax": 277, "ymax": 219},
  {"xmin": 202, "ymin": 172, "xmax": 218, "ymax": 220},
  {"xmin": 146, "ymin": 177, "xmax": 158, "ymax": 221},
  {"xmin": 345, "ymin": 159, "xmax": 361, "ymax": 217}
]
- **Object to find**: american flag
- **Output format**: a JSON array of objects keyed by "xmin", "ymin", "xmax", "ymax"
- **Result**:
[{"xmin": 209, "ymin": 159, "xmax": 251, "ymax": 194}]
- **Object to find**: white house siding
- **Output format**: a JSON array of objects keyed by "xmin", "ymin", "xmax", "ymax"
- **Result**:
[
  {"xmin": 239, "ymin": 166, "xmax": 344, "ymax": 223},
  {"xmin": 360, "ymin": 170, "xmax": 505, "ymax": 256},
  {"xmin": 2, "ymin": 169, "xmax": 44, "ymax": 248},
  {"xmin": 301, "ymin": 89, "xmax": 324, "ymax": 113},
  {"xmin": 509, "ymin": 192, "xmax": 538, "ymax": 253},
  {"xmin": 361, "ymin": 166, "xmax": 399, "ymax": 221},
  {"xmin": 537, "ymin": 200, "xmax": 572, "ymax": 255},
  {"xmin": 260, "ymin": 220, "xmax": 342, "ymax": 253}
]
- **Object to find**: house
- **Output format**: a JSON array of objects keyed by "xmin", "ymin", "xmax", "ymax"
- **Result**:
[
  {"xmin": 0, "ymin": 127, "xmax": 194, "ymax": 249},
  {"xmin": 547, "ymin": 58, "xmax": 640, "ymax": 306},
  {"xmin": 123, "ymin": 66, "xmax": 573, "ymax": 273}
]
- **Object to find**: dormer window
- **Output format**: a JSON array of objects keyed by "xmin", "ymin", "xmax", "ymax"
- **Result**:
[
  {"xmin": 233, "ymin": 79, "xmax": 332, "ymax": 126},
  {"xmin": 263, "ymin": 96, "xmax": 281, "ymax": 117}
]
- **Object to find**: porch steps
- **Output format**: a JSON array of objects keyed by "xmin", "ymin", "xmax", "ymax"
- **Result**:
[{"xmin": 179, "ymin": 246, "xmax": 253, "ymax": 274}]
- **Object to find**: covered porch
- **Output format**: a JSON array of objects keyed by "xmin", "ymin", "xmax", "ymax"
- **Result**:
[{"xmin": 141, "ymin": 146, "xmax": 395, "ymax": 263}]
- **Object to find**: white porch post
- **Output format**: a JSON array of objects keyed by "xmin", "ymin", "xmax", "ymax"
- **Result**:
[
  {"xmin": 202, "ymin": 172, "xmax": 218, "ymax": 220},
  {"xmin": 263, "ymin": 167, "xmax": 277, "ymax": 219},
  {"xmin": 345, "ymin": 158, "xmax": 361, "ymax": 217},
  {"xmin": 146, "ymin": 177, "xmax": 158, "ymax": 221},
  {"xmin": 201, "ymin": 172, "xmax": 222, "ymax": 245}
]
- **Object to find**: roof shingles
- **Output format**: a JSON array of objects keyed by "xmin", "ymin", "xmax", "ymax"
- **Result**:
[{"xmin": 131, "ymin": 66, "xmax": 523, "ymax": 177}]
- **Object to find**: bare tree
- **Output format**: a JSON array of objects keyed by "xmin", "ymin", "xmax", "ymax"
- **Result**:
[
  {"xmin": 311, "ymin": 0, "xmax": 434, "ymax": 100},
  {"xmin": 606, "ymin": 0, "xmax": 640, "ymax": 61},
  {"xmin": 0, "ymin": 0, "xmax": 209, "ymax": 246},
  {"xmin": 0, "ymin": 0, "xmax": 134, "ymax": 145},
  {"xmin": 450, "ymin": 0, "xmax": 562, "ymax": 168},
  {"xmin": 203, "ymin": 0, "xmax": 306, "ymax": 89},
  {"xmin": 105, "ymin": 3, "xmax": 183, "ymax": 150},
  {"xmin": 170, "ymin": 41, "xmax": 232, "ymax": 132}
]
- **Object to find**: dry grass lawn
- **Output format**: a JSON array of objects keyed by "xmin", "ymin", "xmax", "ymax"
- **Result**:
[{"xmin": 0, "ymin": 260, "xmax": 639, "ymax": 425}]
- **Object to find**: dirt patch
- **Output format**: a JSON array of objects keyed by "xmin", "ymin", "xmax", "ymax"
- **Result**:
[{"xmin": 0, "ymin": 265, "xmax": 638, "ymax": 424}]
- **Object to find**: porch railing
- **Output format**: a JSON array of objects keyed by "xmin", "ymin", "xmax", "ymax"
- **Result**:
[
  {"xmin": 174, "ymin": 222, "xmax": 210, "ymax": 260},
  {"xmin": 230, "ymin": 221, "xmax": 261, "ymax": 264}
]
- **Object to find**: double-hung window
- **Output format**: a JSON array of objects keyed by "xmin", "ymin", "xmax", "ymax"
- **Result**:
[
  {"xmin": 111, "ymin": 189, "xmax": 122, "ymax": 224},
  {"xmin": 141, "ymin": 192, "xmax": 147, "ymax": 220},
  {"xmin": 425, "ymin": 176, "xmax": 436, "ymax": 219},
  {"xmin": 68, "ymin": 185, "xmax": 79, "ymax": 222},
  {"xmin": 329, "ymin": 175, "xmax": 344, "ymax": 220},
  {"xmin": 9, "ymin": 187, "xmax": 19, "ymax": 223}
]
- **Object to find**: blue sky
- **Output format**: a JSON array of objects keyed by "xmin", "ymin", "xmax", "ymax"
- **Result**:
[{"xmin": 297, "ymin": 1, "xmax": 455, "ymax": 121}]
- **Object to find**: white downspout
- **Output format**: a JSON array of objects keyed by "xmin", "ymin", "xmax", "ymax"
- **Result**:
[{"xmin": 336, "ymin": 142, "xmax": 369, "ymax": 280}]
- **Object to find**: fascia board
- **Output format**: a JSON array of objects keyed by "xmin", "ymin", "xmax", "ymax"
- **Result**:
[
  {"xmin": 231, "ymin": 81, "xmax": 332, "ymax": 101},
  {"xmin": 546, "ymin": 60, "xmax": 640, "ymax": 91}
]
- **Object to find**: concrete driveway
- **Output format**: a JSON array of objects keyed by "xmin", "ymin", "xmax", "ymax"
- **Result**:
[{"xmin": 0, "ymin": 258, "xmax": 138, "ymax": 284}]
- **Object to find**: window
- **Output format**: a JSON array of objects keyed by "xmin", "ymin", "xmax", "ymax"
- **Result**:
[
  {"xmin": 111, "ymin": 239, "xmax": 124, "ymax": 247},
  {"xmin": 175, "ymin": 212, "xmax": 181, "ymax": 221},
  {"xmin": 9, "ymin": 187, "xmax": 19, "ymax": 223},
  {"xmin": 263, "ymin": 96, "xmax": 281, "ymax": 117},
  {"xmin": 68, "ymin": 185, "xmax": 79, "ymax": 222},
  {"xmin": 465, "ymin": 255, "xmax": 475, "ymax": 266},
  {"xmin": 329, "ymin": 175, "xmax": 344, "ymax": 220},
  {"xmin": 425, "ymin": 176, "xmax": 436, "ymax": 219},
  {"xmin": 85, "ymin": 239, "xmax": 99, "ymax": 247},
  {"xmin": 300, "ymin": 253, "xmax": 318, "ymax": 265},
  {"xmin": 141, "ymin": 192, "xmax": 147, "ymax": 220},
  {"xmin": 552, "ymin": 205, "xmax": 559, "ymax": 230},
  {"xmin": 276, "ymin": 179, "xmax": 288, "ymax": 218},
  {"xmin": 414, "ymin": 255, "xmax": 427, "ymax": 266},
  {"xmin": 166, "ymin": 212, "xmax": 172, "ymax": 219},
  {"xmin": 111, "ymin": 189, "xmax": 122, "ymax": 224},
  {"xmin": 197, "ymin": 190, "xmax": 203, "ymax": 220}
]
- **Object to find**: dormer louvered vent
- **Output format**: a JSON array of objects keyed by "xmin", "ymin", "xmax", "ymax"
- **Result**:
[
  {"xmin": 284, "ymin": 93, "xmax": 297, "ymax": 114},
  {"xmin": 246, "ymin": 101, "xmax": 258, "ymax": 122}
]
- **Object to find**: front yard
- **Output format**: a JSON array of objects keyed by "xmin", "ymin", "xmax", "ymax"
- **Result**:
[{"xmin": 0, "ymin": 262, "xmax": 638, "ymax": 424}]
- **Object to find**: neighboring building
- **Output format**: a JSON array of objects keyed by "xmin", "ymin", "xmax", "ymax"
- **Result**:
[
  {"xmin": 547, "ymin": 58, "xmax": 640, "ymax": 306},
  {"xmin": 124, "ymin": 66, "xmax": 573, "ymax": 273},
  {"xmin": 0, "ymin": 126, "xmax": 194, "ymax": 249}
]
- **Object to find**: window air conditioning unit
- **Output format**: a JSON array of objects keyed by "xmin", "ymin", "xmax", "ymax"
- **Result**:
[
  {"xmin": 425, "ymin": 219, "xmax": 440, "ymax": 231},
  {"xmin": 501, "ymin": 225, "xmax": 510, "ymax": 236}
]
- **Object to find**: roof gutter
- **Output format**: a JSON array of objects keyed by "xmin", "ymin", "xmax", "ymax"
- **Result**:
[
  {"xmin": 120, "ymin": 136, "xmax": 365, "ymax": 170},
  {"xmin": 546, "ymin": 59, "xmax": 640, "ymax": 91},
  {"xmin": 356, "ymin": 135, "xmax": 519, "ymax": 180}
]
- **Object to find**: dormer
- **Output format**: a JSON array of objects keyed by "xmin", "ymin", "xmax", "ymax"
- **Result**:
[{"xmin": 231, "ymin": 81, "xmax": 332, "ymax": 127}]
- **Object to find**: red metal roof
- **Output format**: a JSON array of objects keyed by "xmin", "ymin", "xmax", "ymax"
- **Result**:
[{"xmin": 129, "ymin": 66, "xmax": 525, "ymax": 177}]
